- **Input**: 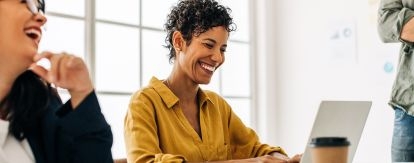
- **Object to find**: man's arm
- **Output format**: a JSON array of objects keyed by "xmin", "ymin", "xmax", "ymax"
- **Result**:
[{"xmin": 377, "ymin": 0, "xmax": 414, "ymax": 43}]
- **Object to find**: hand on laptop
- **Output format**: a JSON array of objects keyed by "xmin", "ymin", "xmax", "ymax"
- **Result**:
[
  {"xmin": 251, "ymin": 154, "xmax": 291, "ymax": 163},
  {"xmin": 287, "ymin": 154, "xmax": 302, "ymax": 163},
  {"xmin": 204, "ymin": 153, "xmax": 302, "ymax": 163},
  {"xmin": 269, "ymin": 152, "xmax": 302, "ymax": 163}
]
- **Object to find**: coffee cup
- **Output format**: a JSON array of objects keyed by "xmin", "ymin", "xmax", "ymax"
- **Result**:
[{"xmin": 309, "ymin": 137, "xmax": 350, "ymax": 163}]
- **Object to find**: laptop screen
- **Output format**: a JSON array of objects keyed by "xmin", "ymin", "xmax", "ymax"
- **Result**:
[{"xmin": 300, "ymin": 101, "xmax": 372, "ymax": 163}]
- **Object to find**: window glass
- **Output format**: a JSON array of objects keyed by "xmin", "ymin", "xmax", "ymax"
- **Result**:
[
  {"xmin": 219, "ymin": 0, "xmax": 249, "ymax": 41},
  {"xmin": 95, "ymin": 23, "xmax": 140, "ymax": 93},
  {"xmin": 141, "ymin": 30, "xmax": 172, "ymax": 84},
  {"xmin": 96, "ymin": 0, "xmax": 140, "ymax": 25},
  {"xmin": 46, "ymin": 0, "xmax": 85, "ymax": 17},
  {"xmin": 97, "ymin": 94, "xmax": 131, "ymax": 158},
  {"xmin": 57, "ymin": 91, "xmax": 70, "ymax": 104},
  {"xmin": 221, "ymin": 42, "xmax": 250, "ymax": 97},
  {"xmin": 142, "ymin": 0, "xmax": 177, "ymax": 29},
  {"xmin": 226, "ymin": 98, "xmax": 251, "ymax": 127},
  {"xmin": 39, "ymin": 16, "xmax": 85, "ymax": 58},
  {"xmin": 200, "ymin": 70, "xmax": 220, "ymax": 93}
]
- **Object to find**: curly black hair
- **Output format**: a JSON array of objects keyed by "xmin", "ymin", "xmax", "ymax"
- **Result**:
[{"xmin": 164, "ymin": 0, "xmax": 236, "ymax": 63}]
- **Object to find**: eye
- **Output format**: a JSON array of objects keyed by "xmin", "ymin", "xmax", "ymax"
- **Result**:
[
  {"xmin": 20, "ymin": 0, "xmax": 27, "ymax": 3},
  {"xmin": 203, "ymin": 43, "xmax": 214, "ymax": 49},
  {"xmin": 220, "ymin": 48, "xmax": 227, "ymax": 53}
]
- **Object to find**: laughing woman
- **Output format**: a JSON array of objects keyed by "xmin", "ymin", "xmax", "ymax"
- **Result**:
[
  {"xmin": 0, "ymin": 0, "xmax": 113, "ymax": 162},
  {"xmin": 124, "ymin": 0, "xmax": 301, "ymax": 162}
]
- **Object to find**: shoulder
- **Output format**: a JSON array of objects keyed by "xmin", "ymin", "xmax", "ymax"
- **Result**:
[
  {"xmin": 128, "ymin": 86, "xmax": 163, "ymax": 116},
  {"xmin": 130, "ymin": 86, "xmax": 160, "ymax": 104},
  {"xmin": 130, "ymin": 77, "xmax": 167, "ymax": 103}
]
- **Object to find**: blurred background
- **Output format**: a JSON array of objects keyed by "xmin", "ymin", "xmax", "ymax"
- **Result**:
[{"xmin": 39, "ymin": 0, "xmax": 396, "ymax": 162}]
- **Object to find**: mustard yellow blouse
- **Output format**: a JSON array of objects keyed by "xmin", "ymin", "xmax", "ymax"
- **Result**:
[{"xmin": 124, "ymin": 77, "xmax": 286, "ymax": 163}]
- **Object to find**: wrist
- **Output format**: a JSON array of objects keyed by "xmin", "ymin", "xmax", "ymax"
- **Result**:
[{"xmin": 69, "ymin": 87, "xmax": 93, "ymax": 109}]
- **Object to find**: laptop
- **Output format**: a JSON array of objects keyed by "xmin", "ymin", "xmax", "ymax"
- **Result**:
[{"xmin": 300, "ymin": 101, "xmax": 372, "ymax": 163}]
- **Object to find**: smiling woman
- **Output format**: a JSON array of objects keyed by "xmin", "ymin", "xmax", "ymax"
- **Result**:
[
  {"xmin": 123, "ymin": 0, "xmax": 301, "ymax": 162},
  {"xmin": 0, "ymin": 0, "xmax": 113, "ymax": 162}
]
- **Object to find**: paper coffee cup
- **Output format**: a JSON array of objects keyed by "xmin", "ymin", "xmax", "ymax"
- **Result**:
[{"xmin": 309, "ymin": 137, "xmax": 350, "ymax": 163}]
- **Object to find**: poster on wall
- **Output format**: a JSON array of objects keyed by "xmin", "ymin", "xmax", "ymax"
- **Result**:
[{"xmin": 326, "ymin": 19, "xmax": 357, "ymax": 64}]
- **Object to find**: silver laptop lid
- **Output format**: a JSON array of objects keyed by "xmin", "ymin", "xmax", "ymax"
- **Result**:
[{"xmin": 300, "ymin": 101, "xmax": 372, "ymax": 163}]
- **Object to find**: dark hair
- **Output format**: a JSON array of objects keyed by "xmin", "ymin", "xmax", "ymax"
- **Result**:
[
  {"xmin": 38, "ymin": 0, "xmax": 45, "ymax": 13},
  {"xmin": 0, "ymin": 71, "xmax": 50, "ymax": 140},
  {"xmin": 0, "ymin": 0, "xmax": 48, "ymax": 140},
  {"xmin": 164, "ymin": 0, "xmax": 236, "ymax": 63}
]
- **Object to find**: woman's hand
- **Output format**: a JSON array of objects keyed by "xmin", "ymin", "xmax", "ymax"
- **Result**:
[
  {"xmin": 231, "ymin": 154, "xmax": 300, "ymax": 163},
  {"xmin": 204, "ymin": 155, "xmax": 289, "ymax": 163},
  {"xmin": 30, "ymin": 51, "xmax": 93, "ymax": 108},
  {"xmin": 287, "ymin": 154, "xmax": 301, "ymax": 163},
  {"xmin": 270, "ymin": 152, "xmax": 302, "ymax": 163},
  {"xmin": 190, "ymin": 153, "xmax": 302, "ymax": 163},
  {"xmin": 253, "ymin": 154, "xmax": 291, "ymax": 163}
]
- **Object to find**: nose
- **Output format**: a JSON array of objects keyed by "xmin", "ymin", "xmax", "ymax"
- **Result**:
[
  {"xmin": 34, "ymin": 12, "xmax": 47, "ymax": 26},
  {"xmin": 211, "ymin": 49, "xmax": 224, "ymax": 64}
]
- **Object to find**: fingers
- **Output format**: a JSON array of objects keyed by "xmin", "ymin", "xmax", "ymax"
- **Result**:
[
  {"xmin": 29, "ymin": 63, "xmax": 49, "ymax": 81},
  {"xmin": 32, "ymin": 51, "xmax": 77, "ymax": 83},
  {"xmin": 57, "ymin": 53, "xmax": 72, "ymax": 82},
  {"xmin": 32, "ymin": 51, "xmax": 93, "ymax": 108},
  {"xmin": 31, "ymin": 51, "xmax": 91, "ymax": 86},
  {"xmin": 32, "ymin": 51, "xmax": 53, "ymax": 82},
  {"xmin": 256, "ymin": 155, "xmax": 288, "ymax": 163},
  {"xmin": 271, "ymin": 152, "xmax": 289, "ymax": 160},
  {"xmin": 32, "ymin": 51, "xmax": 58, "ymax": 82},
  {"xmin": 58, "ymin": 54, "xmax": 86, "ymax": 84},
  {"xmin": 249, "ymin": 153, "xmax": 301, "ymax": 163},
  {"xmin": 287, "ymin": 154, "xmax": 302, "ymax": 163},
  {"xmin": 32, "ymin": 51, "xmax": 52, "ymax": 62},
  {"xmin": 50, "ymin": 52, "xmax": 67, "ymax": 82}
]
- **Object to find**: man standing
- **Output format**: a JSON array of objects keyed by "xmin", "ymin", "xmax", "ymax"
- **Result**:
[{"xmin": 378, "ymin": 0, "xmax": 414, "ymax": 161}]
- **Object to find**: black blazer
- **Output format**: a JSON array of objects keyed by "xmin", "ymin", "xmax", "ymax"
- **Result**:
[{"xmin": 26, "ymin": 91, "xmax": 113, "ymax": 163}]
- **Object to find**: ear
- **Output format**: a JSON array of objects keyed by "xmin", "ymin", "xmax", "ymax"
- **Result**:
[{"xmin": 172, "ymin": 31, "xmax": 184, "ymax": 52}]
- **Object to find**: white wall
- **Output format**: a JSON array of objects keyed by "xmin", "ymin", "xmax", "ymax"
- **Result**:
[{"xmin": 254, "ymin": 0, "xmax": 401, "ymax": 162}]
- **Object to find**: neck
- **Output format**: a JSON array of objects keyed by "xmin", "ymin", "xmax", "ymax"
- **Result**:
[{"xmin": 165, "ymin": 75, "xmax": 199, "ymax": 103}]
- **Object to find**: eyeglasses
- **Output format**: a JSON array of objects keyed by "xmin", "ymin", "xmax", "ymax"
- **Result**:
[{"xmin": 26, "ymin": 0, "xmax": 44, "ymax": 14}]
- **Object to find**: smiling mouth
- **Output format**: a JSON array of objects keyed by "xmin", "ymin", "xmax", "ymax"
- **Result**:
[
  {"xmin": 24, "ymin": 28, "xmax": 42, "ymax": 45},
  {"xmin": 200, "ymin": 62, "xmax": 216, "ymax": 72}
]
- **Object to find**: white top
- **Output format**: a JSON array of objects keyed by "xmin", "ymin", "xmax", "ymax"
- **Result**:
[{"xmin": 0, "ymin": 119, "xmax": 34, "ymax": 163}]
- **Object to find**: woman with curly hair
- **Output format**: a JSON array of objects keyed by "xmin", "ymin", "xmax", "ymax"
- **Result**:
[
  {"xmin": 124, "ymin": 0, "xmax": 301, "ymax": 162},
  {"xmin": 0, "ymin": 0, "xmax": 113, "ymax": 162}
]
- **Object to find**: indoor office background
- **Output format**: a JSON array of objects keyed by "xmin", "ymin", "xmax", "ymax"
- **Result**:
[{"xmin": 40, "ymin": 0, "xmax": 393, "ymax": 162}]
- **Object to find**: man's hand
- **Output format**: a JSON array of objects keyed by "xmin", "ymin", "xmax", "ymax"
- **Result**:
[{"xmin": 401, "ymin": 17, "xmax": 414, "ymax": 42}]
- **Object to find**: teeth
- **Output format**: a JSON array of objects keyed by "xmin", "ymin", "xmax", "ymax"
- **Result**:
[
  {"xmin": 25, "ymin": 29, "xmax": 41, "ymax": 38},
  {"xmin": 201, "ymin": 63, "xmax": 215, "ymax": 72}
]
